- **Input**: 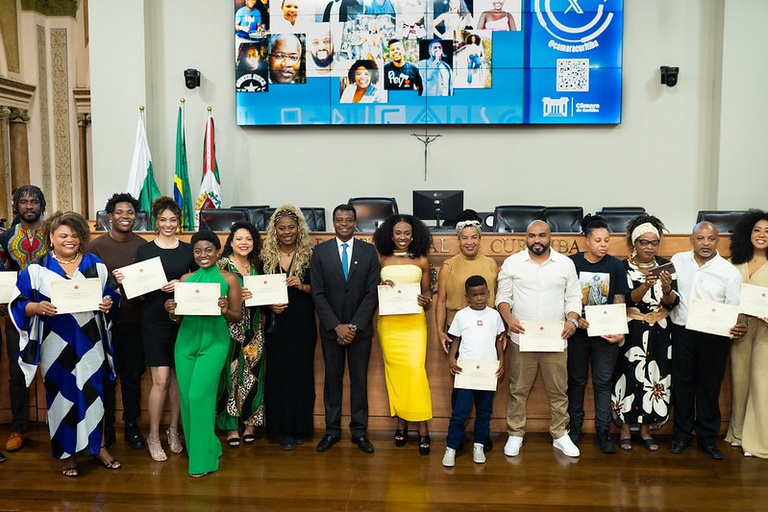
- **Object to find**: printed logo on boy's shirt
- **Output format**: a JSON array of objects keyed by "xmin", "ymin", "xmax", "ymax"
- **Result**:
[{"xmin": 476, "ymin": 320, "xmax": 484, "ymax": 326}]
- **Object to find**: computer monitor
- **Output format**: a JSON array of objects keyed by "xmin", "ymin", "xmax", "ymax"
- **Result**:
[{"xmin": 413, "ymin": 190, "xmax": 464, "ymax": 229}]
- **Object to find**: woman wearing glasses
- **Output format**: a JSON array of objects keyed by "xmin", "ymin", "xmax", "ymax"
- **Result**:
[{"xmin": 611, "ymin": 214, "xmax": 678, "ymax": 452}]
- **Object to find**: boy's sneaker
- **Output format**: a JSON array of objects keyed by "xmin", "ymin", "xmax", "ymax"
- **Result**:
[
  {"xmin": 473, "ymin": 443, "xmax": 486, "ymax": 464},
  {"xmin": 442, "ymin": 448, "xmax": 456, "ymax": 467}
]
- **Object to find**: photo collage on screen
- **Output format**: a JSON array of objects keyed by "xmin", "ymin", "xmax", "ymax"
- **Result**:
[{"xmin": 234, "ymin": 0, "xmax": 623, "ymax": 126}]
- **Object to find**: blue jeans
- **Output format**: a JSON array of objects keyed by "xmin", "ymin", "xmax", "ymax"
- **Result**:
[
  {"xmin": 567, "ymin": 330, "xmax": 618, "ymax": 432},
  {"xmin": 446, "ymin": 388, "xmax": 494, "ymax": 449}
]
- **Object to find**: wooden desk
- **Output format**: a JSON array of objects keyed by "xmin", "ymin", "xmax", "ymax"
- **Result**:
[{"xmin": 1, "ymin": 232, "xmax": 733, "ymax": 435}]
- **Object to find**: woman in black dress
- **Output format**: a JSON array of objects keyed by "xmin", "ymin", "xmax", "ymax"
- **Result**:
[
  {"xmin": 611, "ymin": 214, "xmax": 678, "ymax": 452},
  {"xmin": 261, "ymin": 205, "xmax": 316, "ymax": 451},
  {"xmin": 132, "ymin": 197, "xmax": 195, "ymax": 461}
]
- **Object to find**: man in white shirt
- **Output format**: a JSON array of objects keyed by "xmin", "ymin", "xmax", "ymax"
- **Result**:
[
  {"xmin": 669, "ymin": 221, "xmax": 747, "ymax": 460},
  {"xmin": 495, "ymin": 220, "xmax": 582, "ymax": 457}
]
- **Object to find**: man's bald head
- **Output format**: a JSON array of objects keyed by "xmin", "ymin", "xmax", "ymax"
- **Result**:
[
  {"xmin": 690, "ymin": 221, "xmax": 719, "ymax": 264},
  {"xmin": 526, "ymin": 219, "xmax": 551, "ymax": 257}
]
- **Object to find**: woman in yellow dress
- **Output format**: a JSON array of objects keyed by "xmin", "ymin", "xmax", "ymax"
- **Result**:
[{"xmin": 373, "ymin": 214, "xmax": 433, "ymax": 455}]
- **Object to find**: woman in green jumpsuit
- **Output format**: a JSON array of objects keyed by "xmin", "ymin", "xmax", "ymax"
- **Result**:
[{"xmin": 165, "ymin": 230, "xmax": 242, "ymax": 477}]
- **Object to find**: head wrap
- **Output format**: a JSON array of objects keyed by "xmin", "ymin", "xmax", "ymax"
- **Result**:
[
  {"xmin": 631, "ymin": 222, "xmax": 660, "ymax": 244},
  {"xmin": 456, "ymin": 220, "xmax": 482, "ymax": 234},
  {"xmin": 273, "ymin": 208, "xmax": 300, "ymax": 224}
]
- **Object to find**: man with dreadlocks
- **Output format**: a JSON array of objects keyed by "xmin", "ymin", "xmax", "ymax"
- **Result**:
[{"xmin": 0, "ymin": 185, "xmax": 47, "ymax": 457}]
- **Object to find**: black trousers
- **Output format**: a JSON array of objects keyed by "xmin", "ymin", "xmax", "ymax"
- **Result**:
[
  {"xmin": 567, "ymin": 330, "xmax": 619, "ymax": 432},
  {"xmin": 670, "ymin": 324, "xmax": 730, "ymax": 447},
  {"xmin": 103, "ymin": 323, "xmax": 146, "ymax": 427},
  {"xmin": 320, "ymin": 335, "xmax": 371, "ymax": 437},
  {"xmin": 4, "ymin": 322, "xmax": 29, "ymax": 434}
]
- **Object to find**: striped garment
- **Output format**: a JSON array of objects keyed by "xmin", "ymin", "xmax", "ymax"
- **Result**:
[{"xmin": 10, "ymin": 252, "xmax": 119, "ymax": 459}]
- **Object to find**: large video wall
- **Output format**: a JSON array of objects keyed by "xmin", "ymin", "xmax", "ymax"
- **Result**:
[{"xmin": 235, "ymin": 0, "xmax": 623, "ymax": 125}]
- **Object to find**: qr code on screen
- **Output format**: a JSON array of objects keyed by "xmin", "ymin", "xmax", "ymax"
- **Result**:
[{"xmin": 556, "ymin": 59, "xmax": 589, "ymax": 92}]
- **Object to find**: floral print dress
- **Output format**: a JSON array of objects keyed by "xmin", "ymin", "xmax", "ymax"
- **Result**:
[{"xmin": 612, "ymin": 257, "xmax": 679, "ymax": 428}]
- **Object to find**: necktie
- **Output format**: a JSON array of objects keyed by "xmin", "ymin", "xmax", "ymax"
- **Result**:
[{"xmin": 341, "ymin": 243, "xmax": 349, "ymax": 280}]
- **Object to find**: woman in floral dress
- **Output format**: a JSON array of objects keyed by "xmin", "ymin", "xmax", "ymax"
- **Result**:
[{"xmin": 612, "ymin": 215, "xmax": 679, "ymax": 451}]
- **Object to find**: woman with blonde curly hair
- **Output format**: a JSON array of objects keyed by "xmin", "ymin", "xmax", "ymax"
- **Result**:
[{"xmin": 261, "ymin": 205, "xmax": 316, "ymax": 450}]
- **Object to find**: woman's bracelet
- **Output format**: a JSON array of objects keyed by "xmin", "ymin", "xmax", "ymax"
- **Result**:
[{"xmin": 169, "ymin": 312, "xmax": 180, "ymax": 323}]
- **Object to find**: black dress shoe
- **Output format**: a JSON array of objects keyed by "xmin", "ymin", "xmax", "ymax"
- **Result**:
[
  {"xmin": 352, "ymin": 436, "xmax": 375, "ymax": 454},
  {"xmin": 279, "ymin": 434, "xmax": 295, "ymax": 451},
  {"xmin": 668, "ymin": 439, "xmax": 689, "ymax": 454},
  {"xmin": 0, "ymin": 451, "xmax": 6, "ymax": 463},
  {"xmin": 124, "ymin": 422, "xmax": 146, "ymax": 450},
  {"xmin": 596, "ymin": 430, "xmax": 616, "ymax": 454},
  {"xmin": 700, "ymin": 444, "xmax": 724, "ymax": 460},
  {"xmin": 316, "ymin": 434, "xmax": 341, "ymax": 452}
]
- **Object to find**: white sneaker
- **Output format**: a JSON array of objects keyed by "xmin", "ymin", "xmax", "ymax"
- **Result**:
[
  {"xmin": 744, "ymin": 451, "xmax": 754, "ymax": 457},
  {"xmin": 473, "ymin": 443, "xmax": 486, "ymax": 464},
  {"xmin": 504, "ymin": 436, "xmax": 523, "ymax": 457},
  {"xmin": 730, "ymin": 441, "xmax": 741, "ymax": 448},
  {"xmin": 553, "ymin": 434, "xmax": 581, "ymax": 457},
  {"xmin": 442, "ymin": 447, "xmax": 456, "ymax": 467}
]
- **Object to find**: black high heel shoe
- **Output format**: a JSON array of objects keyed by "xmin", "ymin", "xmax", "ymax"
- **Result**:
[
  {"xmin": 394, "ymin": 429, "xmax": 407, "ymax": 448},
  {"xmin": 418, "ymin": 435, "xmax": 431, "ymax": 456}
]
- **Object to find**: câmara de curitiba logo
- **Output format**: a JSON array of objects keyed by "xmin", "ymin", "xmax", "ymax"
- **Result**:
[{"xmin": 533, "ymin": 0, "xmax": 617, "ymax": 52}]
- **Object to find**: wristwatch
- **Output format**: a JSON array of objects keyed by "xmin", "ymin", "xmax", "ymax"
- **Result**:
[{"xmin": 567, "ymin": 318, "xmax": 579, "ymax": 328}]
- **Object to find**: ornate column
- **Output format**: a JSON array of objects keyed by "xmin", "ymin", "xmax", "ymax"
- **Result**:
[
  {"xmin": 76, "ymin": 112, "xmax": 91, "ymax": 217},
  {"xmin": 0, "ymin": 106, "xmax": 10, "ymax": 222},
  {"xmin": 8, "ymin": 107, "xmax": 30, "ymax": 192}
]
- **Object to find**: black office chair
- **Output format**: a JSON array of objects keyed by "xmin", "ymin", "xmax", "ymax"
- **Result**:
[
  {"xmin": 696, "ymin": 210, "xmax": 748, "ymax": 234},
  {"xmin": 595, "ymin": 210, "xmax": 641, "ymax": 233},
  {"xmin": 600, "ymin": 206, "xmax": 646, "ymax": 214},
  {"xmin": 546, "ymin": 206, "xmax": 583, "ymax": 233},
  {"xmin": 231, "ymin": 205, "xmax": 270, "ymax": 231},
  {"xmin": 134, "ymin": 211, "xmax": 150, "ymax": 231},
  {"xmin": 94, "ymin": 210, "xmax": 150, "ymax": 231},
  {"xmin": 493, "ymin": 205, "xmax": 547, "ymax": 233},
  {"xmin": 199, "ymin": 208, "xmax": 249, "ymax": 231},
  {"xmin": 301, "ymin": 207, "xmax": 326, "ymax": 232},
  {"xmin": 348, "ymin": 197, "xmax": 398, "ymax": 232}
]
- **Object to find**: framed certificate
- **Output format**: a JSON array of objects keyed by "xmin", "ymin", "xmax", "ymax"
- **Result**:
[
  {"xmin": 50, "ymin": 278, "xmax": 103, "ymax": 314},
  {"xmin": 117, "ymin": 257, "xmax": 168, "ymax": 300},
  {"xmin": 740, "ymin": 283, "xmax": 768, "ymax": 318},
  {"xmin": 685, "ymin": 299, "xmax": 740, "ymax": 337},
  {"xmin": 0, "ymin": 272, "xmax": 17, "ymax": 304},
  {"xmin": 243, "ymin": 274, "xmax": 288, "ymax": 307},
  {"xmin": 585, "ymin": 304, "xmax": 629, "ymax": 337},
  {"xmin": 174, "ymin": 282, "xmax": 221, "ymax": 316},
  {"xmin": 378, "ymin": 283, "xmax": 421, "ymax": 316},
  {"xmin": 519, "ymin": 320, "xmax": 566, "ymax": 352},
  {"xmin": 453, "ymin": 358, "xmax": 499, "ymax": 391}
]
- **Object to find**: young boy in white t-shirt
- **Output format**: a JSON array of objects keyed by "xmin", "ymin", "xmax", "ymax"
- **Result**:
[{"xmin": 443, "ymin": 275, "xmax": 505, "ymax": 467}]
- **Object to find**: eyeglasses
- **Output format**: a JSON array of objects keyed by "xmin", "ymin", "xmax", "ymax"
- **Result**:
[
  {"xmin": 270, "ymin": 53, "xmax": 301, "ymax": 64},
  {"xmin": 636, "ymin": 239, "xmax": 661, "ymax": 247}
]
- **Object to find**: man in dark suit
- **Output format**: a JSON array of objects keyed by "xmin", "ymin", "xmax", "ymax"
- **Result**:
[{"xmin": 311, "ymin": 204, "xmax": 380, "ymax": 453}]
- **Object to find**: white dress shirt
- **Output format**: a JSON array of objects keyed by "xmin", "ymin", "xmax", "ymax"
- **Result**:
[
  {"xmin": 336, "ymin": 236, "xmax": 355, "ymax": 263},
  {"xmin": 495, "ymin": 249, "xmax": 581, "ymax": 344},
  {"xmin": 669, "ymin": 250, "xmax": 743, "ymax": 326}
]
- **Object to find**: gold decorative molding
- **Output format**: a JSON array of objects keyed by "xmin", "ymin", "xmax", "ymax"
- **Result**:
[
  {"xmin": 51, "ymin": 28, "xmax": 72, "ymax": 211},
  {"xmin": 0, "ymin": 106, "xmax": 11, "ymax": 119},
  {"xmin": 8, "ymin": 108, "xmax": 30, "ymax": 123},
  {"xmin": 0, "ymin": 0, "xmax": 21, "ymax": 73},
  {"xmin": 72, "ymin": 88, "xmax": 90, "ymax": 115},
  {"xmin": 37, "ymin": 25, "xmax": 52, "ymax": 204},
  {"xmin": 0, "ymin": 77, "xmax": 36, "ymax": 111},
  {"xmin": 76, "ymin": 113, "xmax": 91, "ymax": 127}
]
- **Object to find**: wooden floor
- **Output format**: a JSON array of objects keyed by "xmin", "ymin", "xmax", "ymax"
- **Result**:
[{"xmin": 0, "ymin": 423, "xmax": 765, "ymax": 511}]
